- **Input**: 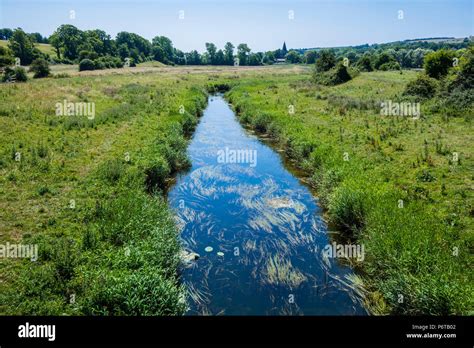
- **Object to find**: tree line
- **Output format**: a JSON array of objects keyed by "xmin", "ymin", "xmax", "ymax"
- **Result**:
[
  {"xmin": 0, "ymin": 25, "xmax": 291, "ymax": 69},
  {"xmin": 0, "ymin": 24, "xmax": 471, "ymax": 80}
]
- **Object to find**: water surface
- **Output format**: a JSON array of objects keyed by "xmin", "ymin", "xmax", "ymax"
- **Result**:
[{"xmin": 168, "ymin": 95, "xmax": 367, "ymax": 315}]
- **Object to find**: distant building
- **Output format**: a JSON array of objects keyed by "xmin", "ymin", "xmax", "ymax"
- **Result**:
[
  {"xmin": 282, "ymin": 42, "xmax": 288, "ymax": 56},
  {"xmin": 274, "ymin": 42, "xmax": 288, "ymax": 63}
]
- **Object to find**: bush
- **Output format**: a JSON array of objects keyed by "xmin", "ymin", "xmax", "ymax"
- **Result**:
[
  {"xmin": 94, "ymin": 60, "xmax": 105, "ymax": 70},
  {"xmin": 374, "ymin": 52, "xmax": 397, "ymax": 70},
  {"xmin": 313, "ymin": 63, "xmax": 353, "ymax": 86},
  {"xmin": 0, "ymin": 46, "xmax": 14, "ymax": 67},
  {"xmin": 424, "ymin": 49, "xmax": 455, "ymax": 79},
  {"xmin": 79, "ymin": 59, "xmax": 95, "ymax": 71},
  {"xmin": 378, "ymin": 61, "xmax": 401, "ymax": 71},
  {"xmin": 449, "ymin": 47, "xmax": 474, "ymax": 91},
  {"xmin": 29, "ymin": 58, "xmax": 50, "ymax": 78},
  {"xmin": 79, "ymin": 50, "xmax": 98, "ymax": 61},
  {"xmin": 403, "ymin": 74, "xmax": 437, "ymax": 99},
  {"xmin": 315, "ymin": 50, "xmax": 336, "ymax": 72},
  {"xmin": 356, "ymin": 55, "xmax": 373, "ymax": 72},
  {"xmin": 331, "ymin": 63, "xmax": 353, "ymax": 84},
  {"xmin": 2, "ymin": 66, "xmax": 28, "ymax": 82}
]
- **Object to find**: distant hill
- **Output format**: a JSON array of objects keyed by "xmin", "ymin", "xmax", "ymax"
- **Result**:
[{"xmin": 296, "ymin": 37, "xmax": 472, "ymax": 53}]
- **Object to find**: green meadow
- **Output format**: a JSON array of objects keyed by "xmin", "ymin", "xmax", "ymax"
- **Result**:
[{"xmin": 0, "ymin": 65, "xmax": 472, "ymax": 315}]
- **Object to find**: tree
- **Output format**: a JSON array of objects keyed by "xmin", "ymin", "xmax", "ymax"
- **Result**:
[
  {"xmin": 224, "ymin": 42, "xmax": 234, "ymax": 65},
  {"xmin": 28, "ymin": 32, "xmax": 47, "ymax": 44},
  {"xmin": 0, "ymin": 46, "xmax": 14, "ymax": 67},
  {"xmin": 215, "ymin": 49, "xmax": 225, "ymax": 65},
  {"xmin": 8, "ymin": 28, "xmax": 40, "ymax": 65},
  {"xmin": 356, "ymin": 54, "xmax": 373, "ymax": 71},
  {"xmin": 286, "ymin": 50, "xmax": 301, "ymax": 63},
  {"xmin": 0, "ymin": 28, "xmax": 13, "ymax": 40},
  {"xmin": 315, "ymin": 50, "xmax": 336, "ymax": 72},
  {"xmin": 85, "ymin": 29, "xmax": 114, "ymax": 56},
  {"xmin": 248, "ymin": 53, "xmax": 262, "ymax": 66},
  {"xmin": 263, "ymin": 51, "xmax": 275, "ymax": 65},
  {"xmin": 52, "ymin": 25, "xmax": 84, "ymax": 60},
  {"xmin": 185, "ymin": 50, "xmax": 201, "ymax": 65},
  {"xmin": 424, "ymin": 49, "xmax": 455, "ymax": 79},
  {"xmin": 29, "ymin": 58, "xmax": 50, "ymax": 78},
  {"xmin": 237, "ymin": 43, "xmax": 251, "ymax": 65},
  {"xmin": 205, "ymin": 42, "xmax": 217, "ymax": 64},
  {"xmin": 118, "ymin": 43, "xmax": 131, "ymax": 60},
  {"xmin": 304, "ymin": 50, "xmax": 318, "ymax": 64},
  {"xmin": 374, "ymin": 51, "xmax": 397, "ymax": 70},
  {"xmin": 151, "ymin": 36, "xmax": 173, "ymax": 63},
  {"xmin": 115, "ymin": 32, "xmax": 151, "ymax": 63},
  {"xmin": 48, "ymin": 33, "xmax": 62, "ymax": 59},
  {"xmin": 449, "ymin": 47, "xmax": 474, "ymax": 91},
  {"xmin": 173, "ymin": 49, "xmax": 186, "ymax": 65}
]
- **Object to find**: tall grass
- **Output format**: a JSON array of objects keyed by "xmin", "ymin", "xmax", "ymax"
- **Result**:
[{"xmin": 0, "ymin": 72, "xmax": 208, "ymax": 315}]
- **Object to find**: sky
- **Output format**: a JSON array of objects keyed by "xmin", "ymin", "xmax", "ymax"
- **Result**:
[{"xmin": 0, "ymin": 0, "xmax": 472, "ymax": 52}]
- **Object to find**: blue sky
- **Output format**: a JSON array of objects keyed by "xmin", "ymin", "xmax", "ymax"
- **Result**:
[{"xmin": 0, "ymin": 0, "xmax": 472, "ymax": 52}]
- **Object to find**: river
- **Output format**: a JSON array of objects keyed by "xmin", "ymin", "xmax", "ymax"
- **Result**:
[{"xmin": 168, "ymin": 95, "xmax": 367, "ymax": 315}]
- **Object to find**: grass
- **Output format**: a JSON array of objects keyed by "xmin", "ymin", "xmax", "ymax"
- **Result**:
[
  {"xmin": 0, "ymin": 65, "xmax": 471, "ymax": 315},
  {"xmin": 0, "ymin": 69, "xmax": 208, "ymax": 314}
]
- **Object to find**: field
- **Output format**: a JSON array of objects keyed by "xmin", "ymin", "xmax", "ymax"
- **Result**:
[
  {"xmin": 0, "ymin": 65, "xmax": 472, "ymax": 315},
  {"xmin": 0, "ymin": 39, "xmax": 56, "ymax": 57}
]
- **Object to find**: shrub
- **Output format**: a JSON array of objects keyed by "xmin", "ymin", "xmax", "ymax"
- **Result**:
[
  {"xmin": 79, "ymin": 50, "xmax": 98, "ymax": 61},
  {"xmin": 79, "ymin": 59, "xmax": 95, "ymax": 71},
  {"xmin": 0, "ymin": 46, "xmax": 14, "ymax": 67},
  {"xmin": 378, "ymin": 61, "xmax": 401, "ymax": 71},
  {"xmin": 29, "ymin": 58, "xmax": 50, "ymax": 78},
  {"xmin": 331, "ymin": 63, "xmax": 352, "ymax": 84},
  {"xmin": 449, "ymin": 47, "xmax": 474, "ymax": 91},
  {"xmin": 424, "ymin": 49, "xmax": 455, "ymax": 79},
  {"xmin": 314, "ymin": 63, "xmax": 353, "ymax": 86},
  {"xmin": 403, "ymin": 74, "xmax": 437, "ymax": 99},
  {"xmin": 93, "ymin": 60, "xmax": 105, "ymax": 70},
  {"xmin": 374, "ymin": 52, "xmax": 397, "ymax": 70},
  {"xmin": 2, "ymin": 66, "xmax": 28, "ymax": 82},
  {"xmin": 356, "ymin": 55, "xmax": 373, "ymax": 72},
  {"xmin": 315, "ymin": 50, "xmax": 336, "ymax": 72}
]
